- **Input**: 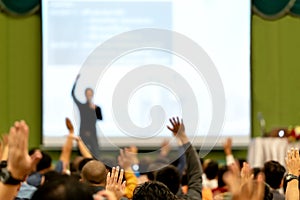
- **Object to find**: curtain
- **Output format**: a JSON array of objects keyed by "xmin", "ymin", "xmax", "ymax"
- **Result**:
[
  {"xmin": 253, "ymin": 0, "xmax": 300, "ymax": 19},
  {"xmin": 0, "ymin": 0, "xmax": 40, "ymax": 16}
]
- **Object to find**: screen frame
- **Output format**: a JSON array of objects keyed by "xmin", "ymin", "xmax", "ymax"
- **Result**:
[{"xmin": 40, "ymin": 0, "xmax": 252, "ymax": 149}]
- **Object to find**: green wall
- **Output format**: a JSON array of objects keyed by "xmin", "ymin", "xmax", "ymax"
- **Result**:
[
  {"xmin": 1, "ymin": 12, "xmax": 300, "ymax": 159},
  {"xmin": 252, "ymin": 15, "xmax": 300, "ymax": 136},
  {"xmin": 0, "ymin": 13, "xmax": 41, "ymax": 147}
]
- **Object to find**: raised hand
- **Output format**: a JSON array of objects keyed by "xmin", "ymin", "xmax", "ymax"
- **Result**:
[
  {"xmin": 285, "ymin": 148, "xmax": 300, "ymax": 200},
  {"xmin": 7, "ymin": 121, "xmax": 42, "ymax": 180},
  {"xmin": 239, "ymin": 174, "xmax": 265, "ymax": 200},
  {"xmin": 167, "ymin": 117, "xmax": 181, "ymax": 134},
  {"xmin": 65, "ymin": 117, "xmax": 74, "ymax": 133},
  {"xmin": 118, "ymin": 147, "xmax": 138, "ymax": 171},
  {"xmin": 240, "ymin": 162, "xmax": 253, "ymax": 185},
  {"xmin": 223, "ymin": 162, "xmax": 265, "ymax": 200},
  {"xmin": 285, "ymin": 147, "xmax": 300, "ymax": 176},
  {"xmin": 223, "ymin": 137, "xmax": 232, "ymax": 156},
  {"xmin": 69, "ymin": 119, "xmax": 93, "ymax": 158},
  {"xmin": 160, "ymin": 139, "xmax": 171, "ymax": 157},
  {"xmin": 106, "ymin": 166, "xmax": 126, "ymax": 199},
  {"xmin": 167, "ymin": 117, "xmax": 189, "ymax": 144}
]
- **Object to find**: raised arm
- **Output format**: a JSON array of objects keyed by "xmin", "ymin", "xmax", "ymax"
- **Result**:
[
  {"xmin": 56, "ymin": 118, "xmax": 75, "ymax": 174},
  {"xmin": 118, "ymin": 147, "xmax": 139, "ymax": 199},
  {"xmin": 63, "ymin": 117, "xmax": 93, "ymax": 158},
  {"xmin": 73, "ymin": 136, "xmax": 93, "ymax": 158},
  {"xmin": 71, "ymin": 74, "xmax": 81, "ymax": 106},
  {"xmin": 167, "ymin": 117, "xmax": 202, "ymax": 200},
  {"xmin": 223, "ymin": 137, "xmax": 235, "ymax": 166},
  {"xmin": 285, "ymin": 147, "xmax": 300, "ymax": 200},
  {"xmin": 1, "ymin": 134, "xmax": 8, "ymax": 161},
  {"xmin": 0, "ymin": 121, "xmax": 42, "ymax": 200},
  {"xmin": 223, "ymin": 162, "xmax": 265, "ymax": 200}
]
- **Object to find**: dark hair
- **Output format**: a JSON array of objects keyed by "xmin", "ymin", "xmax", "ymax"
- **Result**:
[
  {"xmin": 78, "ymin": 158, "xmax": 94, "ymax": 172},
  {"xmin": 133, "ymin": 181, "xmax": 178, "ymax": 200},
  {"xmin": 155, "ymin": 165, "xmax": 181, "ymax": 195},
  {"xmin": 44, "ymin": 170, "xmax": 61, "ymax": 183},
  {"xmin": 238, "ymin": 159, "xmax": 246, "ymax": 169},
  {"xmin": 252, "ymin": 167, "xmax": 262, "ymax": 179},
  {"xmin": 29, "ymin": 149, "xmax": 52, "ymax": 172},
  {"xmin": 204, "ymin": 160, "xmax": 219, "ymax": 180},
  {"xmin": 35, "ymin": 151, "xmax": 52, "ymax": 172},
  {"xmin": 31, "ymin": 175, "xmax": 93, "ymax": 200},
  {"xmin": 217, "ymin": 165, "xmax": 228, "ymax": 188},
  {"xmin": 263, "ymin": 160, "xmax": 285, "ymax": 189}
]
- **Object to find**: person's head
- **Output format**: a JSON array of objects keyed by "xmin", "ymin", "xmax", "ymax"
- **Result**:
[
  {"xmin": 133, "ymin": 181, "xmax": 178, "ymax": 200},
  {"xmin": 263, "ymin": 160, "xmax": 286, "ymax": 189},
  {"xmin": 85, "ymin": 88, "xmax": 94, "ymax": 103},
  {"xmin": 78, "ymin": 158, "xmax": 94, "ymax": 172},
  {"xmin": 155, "ymin": 165, "xmax": 180, "ymax": 194},
  {"xmin": 70, "ymin": 156, "xmax": 84, "ymax": 173},
  {"xmin": 147, "ymin": 162, "xmax": 167, "ymax": 181},
  {"xmin": 204, "ymin": 160, "xmax": 219, "ymax": 180},
  {"xmin": 81, "ymin": 160, "xmax": 107, "ymax": 186},
  {"xmin": 29, "ymin": 150, "xmax": 52, "ymax": 173},
  {"xmin": 31, "ymin": 175, "xmax": 93, "ymax": 200},
  {"xmin": 44, "ymin": 170, "xmax": 62, "ymax": 183},
  {"xmin": 252, "ymin": 167, "xmax": 262, "ymax": 180},
  {"xmin": 37, "ymin": 152, "xmax": 52, "ymax": 173}
]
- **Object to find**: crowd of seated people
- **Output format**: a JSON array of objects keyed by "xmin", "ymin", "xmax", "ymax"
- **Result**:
[{"xmin": 0, "ymin": 117, "xmax": 300, "ymax": 200}]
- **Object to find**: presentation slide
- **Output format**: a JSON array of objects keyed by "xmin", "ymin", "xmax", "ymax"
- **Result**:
[{"xmin": 42, "ymin": 0, "xmax": 251, "ymax": 148}]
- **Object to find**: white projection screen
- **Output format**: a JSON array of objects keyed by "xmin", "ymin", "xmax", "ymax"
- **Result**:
[{"xmin": 42, "ymin": 0, "xmax": 251, "ymax": 149}]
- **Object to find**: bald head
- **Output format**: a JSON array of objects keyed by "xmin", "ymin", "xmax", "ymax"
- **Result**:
[{"xmin": 81, "ymin": 160, "xmax": 107, "ymax": 185}]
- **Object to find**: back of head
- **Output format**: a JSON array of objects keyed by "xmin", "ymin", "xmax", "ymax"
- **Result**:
[
  {"xmin": 217, "ymin": 165, "xmax": 228, "ymax": 188},
  {"xmin": 37, "ymin": 151, "xmax": 52, "ymax": 172},
  {"xmin": 78, "ymin": 158, "xmax": 94, "ymax": 172},
  {"xmin": 31, "ymin": 175, "xmax": 93, "ymax": 200},
  {"xmin": 263, "ymin": 160, "xmax": 285, "ymax": 189},
  {"xmin": 133, "ymin": 181, "xmax": 178, "ymax": 200},
  {"xmin": 44, "ymin": 170, "xmax": 62, "ymax": 183},
  {"xmin": 29, "ymin": 149, "xmax": 52, "ymax": 173},
  {"xmin": 81, "ymin": 160, "xmax": 107, "ymax": 185},
  {"xmin": 204, "ymin": 160, "xmax": 219, "ymax": 180},
  {"xmin": 155, "ymin": 165, "xmax": 180, "ymax": 195},
  {"xmin": 70, "ymin": 156, "xmax": 84, "ymax": 173}
]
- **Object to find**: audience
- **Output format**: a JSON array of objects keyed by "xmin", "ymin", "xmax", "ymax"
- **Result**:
[
  {"xmin": 81, "ymin": 160, "xmax": 107, "ymax": 194},
  {"xmin": 263, "ymin": 160, "xmax": 286, "ymax": 200},
  {"xmin": 203, "ymin": 160, "xmax": 218, "ymax": 189},
  {"xmin": 31, "ymin": 175, "xmax": 93, "ymax": 200},
  {"xmin": 1, "ymin": 118, "xmax": 300, "ymax": 200},
  {"xmin": 133, "ymin": 181, "xmax": 178, "ymax": 200},
  {"xmin": 136, "ymin": 117, "xmax": 202, "ymax": 200}
]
